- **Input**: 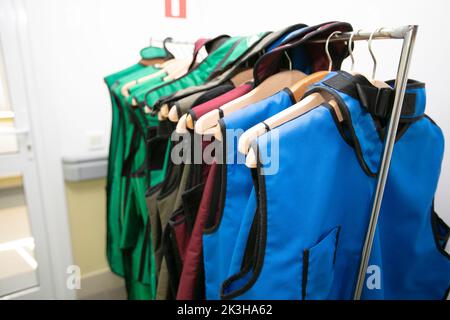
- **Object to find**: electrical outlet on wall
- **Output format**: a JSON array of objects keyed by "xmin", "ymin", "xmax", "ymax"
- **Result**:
[{"xmin": 86, "ymin": 130, "xmax": 105, "ymax": 151}]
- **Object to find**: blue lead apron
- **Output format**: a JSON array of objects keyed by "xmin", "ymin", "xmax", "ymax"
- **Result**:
[
  {"xmin": 202, "ymin": 22, "xmax": 355, "ymax": 301},
  {"xmin": 363, "ymin": 80, "xmax": 450, "ymax": 299},
  {"xmin": 202, "ymin": 88, "xmax": 296, "ymax": 300},
  {"xmin": 221, "ymin": 71, "xmax": 450, "ymax": 300}
]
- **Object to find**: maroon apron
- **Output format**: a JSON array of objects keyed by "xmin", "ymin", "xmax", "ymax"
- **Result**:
[
  {"xmin": 176, "ymin": 162, "xmax": 218, "ymax": 299},
  {"xmin": 175, "ymin": 83, "xmax": 253, "ymax": 299}
]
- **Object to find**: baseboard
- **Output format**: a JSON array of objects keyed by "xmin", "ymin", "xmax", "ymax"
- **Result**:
[{"xmin": 77, "ymin": 268, "xmax": 126, "ymax": 300}]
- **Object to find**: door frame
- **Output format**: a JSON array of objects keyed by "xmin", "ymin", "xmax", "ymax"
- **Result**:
[{"xmin": 0, "ymin": 0, "xmax": 76, "ymax": 299}]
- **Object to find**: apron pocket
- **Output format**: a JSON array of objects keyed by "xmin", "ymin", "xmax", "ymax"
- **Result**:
[{"xmin": 301, "ymin": 226, "xmax": 341, "ymax": 300}]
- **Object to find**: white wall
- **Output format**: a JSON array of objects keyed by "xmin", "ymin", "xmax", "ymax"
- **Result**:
[{"xmin": 19, "ymin": 0, "xmax": 450, "ymax": 221}]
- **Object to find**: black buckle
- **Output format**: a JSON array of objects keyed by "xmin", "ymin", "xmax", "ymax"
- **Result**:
[{"xmin": 356, "ymin": 84, "xmax": 394, "ymax": 118}]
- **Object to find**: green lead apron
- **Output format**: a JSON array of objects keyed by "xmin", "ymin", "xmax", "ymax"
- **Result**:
[
  {"xmin": 120, "ymin": 98, "xmax": 179, "ymax": 299},
  {"xmin": 105, "ymin": 43, "xmax": 172, "ymax": 204},
  {"xmin": 105, "ymin": 46, "xmax": 175, "ymax": 299},
  {"xmin": 122, "ymin": 113, "xmax": 160, "ymax": 299},
  {"xmin": 107, "ymin": 67, "xmax": 172, "ymax": 299},
  {"xmin": 114, "ymin": 94, "xmax": 161, "ymax": 299},
  {"xmin": 107, "ymin": 65, "xmax": 165, "ymax": 277}
]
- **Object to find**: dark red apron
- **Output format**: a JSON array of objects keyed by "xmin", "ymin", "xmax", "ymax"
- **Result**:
[
  {"xmin": 174, "ymin": 83, "xmax": 253, "ymax": 299},
  {"xmin": 176, "ymin": 162, "xmax": 218, "ymax": 299}
]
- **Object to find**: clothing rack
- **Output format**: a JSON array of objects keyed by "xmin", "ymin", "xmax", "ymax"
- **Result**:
[{"xmin": 310, "ymin": 25, "xmax": 418, "ymax": 300}]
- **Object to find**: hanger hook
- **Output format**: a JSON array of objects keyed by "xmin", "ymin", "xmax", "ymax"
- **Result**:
[
  {"xmin": 368, "ymin": 28, "xmax": 384, "ymax": 79},
  {"xmin": 163, "ymin": 37, "xmax": 175, "ymax": 59},
  {"xmin": 284, "ymin": 51, "xmax": 293, "ymax": 70},
  {"xmin": 326, "ymin": 31, "xmax": 342, "ymax": 72},
  {"xmin": 348, "ymin": 29, "xmax": 362, "ymax": 72}
]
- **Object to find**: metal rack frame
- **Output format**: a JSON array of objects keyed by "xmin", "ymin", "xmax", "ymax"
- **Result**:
[{"xmin": 311, "ymin": 25, "xmax": 419, "ymax": 300}]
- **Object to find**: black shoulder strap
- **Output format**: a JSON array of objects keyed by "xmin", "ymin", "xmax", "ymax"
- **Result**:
[{"xmin": 322, "ymin": 72, "xmax": 418, "ymax": 118}]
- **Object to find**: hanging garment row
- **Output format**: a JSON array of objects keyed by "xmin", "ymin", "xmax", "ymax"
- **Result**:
[{"xmin": 104, "ymin": 21, "xmax": 450, "ymax": 300}]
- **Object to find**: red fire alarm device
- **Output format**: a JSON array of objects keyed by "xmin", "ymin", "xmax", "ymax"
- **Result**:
[{"xmin": 165, "ymin": 0, "xmax": 187, "ymax": 18}]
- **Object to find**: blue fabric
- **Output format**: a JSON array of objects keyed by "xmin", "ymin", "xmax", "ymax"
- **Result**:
[
  {"xmin": 267, "ymin": 27, "xmax": 307, "ymax": 52},
  {"xmin": 384, "ymin": 79, "xmax": 427, "ymax": 119},
  {"xmin": 267, "ymin": 26, "xmax": 312, "ymax": 75},
  {"xmin": 222, "ymin": 71, "xmax": 449, "ymax": 300},
  {"xmin": 203, "ymin": 89, "xmax": 295, "ymax": 300},
  {"xmin": 314, "ymin": 72, "xmax": 383, "ymax": 174},
  {"xmin": 291, "ymin": 47, "xmax": 312, "ymax": 75},
  {"xmin": 405, "ymin": 85, "xmax": 426, "ymax": 118},
  {"xmin": 223, "ymin": 104, "xmax": 374, "ymax": 300},
  {"xmin": 363, "ymin": 114, "xmax": 450, "ymax": 299}
]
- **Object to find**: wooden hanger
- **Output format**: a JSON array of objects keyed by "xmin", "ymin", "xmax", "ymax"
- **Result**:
[
  {"xmin": 129, "ymin": 59, "xmax": 189, "ymax": 109},
  {"xmin": 242, "ymin": 71, "xmax": 389, "ymax": 166},
  {"xmin": 124, "ymin": 59, "xmax": 176, "ymax": 95},
  {"xmin": 183, "ymin": 69, "xmax": 254, "ymax": 127},
  {"xmin": 175, "ymin": 114, "xmax": 189, "ymax": 134},
  {"xmin": 163, "ymin": 62, "xmax": 190, "ymax": 81},
  {"xmin": 243, "ymin": 28, "xmax": 393, "ymax": 168},
  {"xmin": 121, "ymin": 59, "xmax": 174, "ymax": 97},
  {"xmin": 139, "ymin": 57, "xmax": 167, "ymax": 67},
  {"xmin": 244, "ymin": 96, "xmax": 342, "ymax": 168},
  {"xmin": 237, "ymin": 70, "xmax": 329, "ymax": 154},
  {"xmin": 229, "ymin": 68, "xmax": 254, "ymax": 87},
  {"xmin": 290, "ymin": 70, "xmax": 329, "ymax": 101},
  {"xmin": 168, "ymin": 104, "xmax": 179, "ymax": 122},
  {"xmin": 241, "ymin": 31, "xmax": 345, "ymax": 167},
  {"xmin": 157, "ymin": 61, "xmax": 192, "ymax": 119},
  {"xmin": 177, "ymin": 113, "xmax": 218, "ymax": 136},
  {"xmin": 168, "ymin": 92, "xmax": 206, "ymax": 122},
  {"xmin": 159, "ymin": 103, "xmax": 171, "ymax": 119},
  {"xmin": 168, "ymin": 68, "xmax": 255, "ymax": 124},
  {"xmin": 123, "ymin": 59, "xmax": 189, "ymax": 98},
  {"xmin": 179, "ymin": 111, "xmax": 214, "ymax": 134},
  {"xmin": 195, "ymin": 70, "xmax": 307, "ymax": 136},
  {"xmin": 241, "ymin": 91, "xmax": 342, "ymax": 158},
  {"xmin": 211, "ymin": 70, "xmax": 310, "ymax": 141},
  {"xmin": 186, "ymin": 114, "xmax": 195, "ymax": 129}
]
